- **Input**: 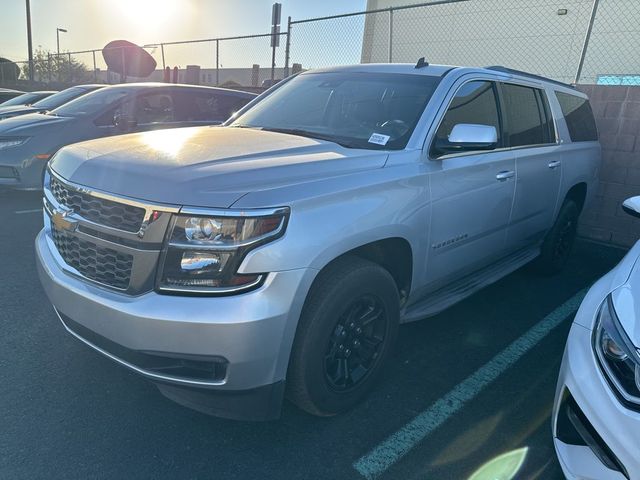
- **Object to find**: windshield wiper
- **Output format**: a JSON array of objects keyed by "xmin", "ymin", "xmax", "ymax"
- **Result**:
[{"xmin": 259, "ymin": 127, "xmax": 356, "ymax": 148}]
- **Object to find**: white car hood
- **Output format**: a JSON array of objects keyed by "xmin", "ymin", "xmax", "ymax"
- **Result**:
[
  {"xmin": 50, "ymin": 126, "xmax": 388, "ymax": 208},
  {"xmin": 611, "ymin": 246, "xmax": 640, "ymax": 348}
]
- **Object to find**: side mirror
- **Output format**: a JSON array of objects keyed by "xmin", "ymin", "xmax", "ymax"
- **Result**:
[
  {"xmin": 622, "ymin": 197, "xmax": 640, "ymax": 219},
  {"xmin": 434, "ymin": 123, "xmax": 498, "ymax": 156},
  {"xmin": 114, "ymin": 112, "xmax": 137, "ymax": 132}
]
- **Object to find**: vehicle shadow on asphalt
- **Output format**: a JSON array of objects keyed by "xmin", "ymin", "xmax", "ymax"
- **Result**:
[{"xmin": 1, "ymin": 202, "xmax": 625, "ymax": 480}]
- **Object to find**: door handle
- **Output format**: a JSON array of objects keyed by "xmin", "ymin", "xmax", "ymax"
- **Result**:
[
  {"xmin": 548, "ymin": 160, "xmax": 561, "ymax": 169},
  {"xmin": 496, "ymin": 170, "xmax": 515, "ymax": 181}
]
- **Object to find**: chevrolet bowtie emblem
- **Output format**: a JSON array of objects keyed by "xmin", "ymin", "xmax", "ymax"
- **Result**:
[{"xmin": 51, "ymin": 209, "xmax": 78, "ymax": 232}]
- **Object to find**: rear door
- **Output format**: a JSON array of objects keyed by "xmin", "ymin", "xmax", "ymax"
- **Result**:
[
  {"xmin": 426, "ymin": 79, "xmax": 516, "ymax": 286},
  {"xmin": 501, "ymin": 82, "xmax": 562, "ymax": 251}
]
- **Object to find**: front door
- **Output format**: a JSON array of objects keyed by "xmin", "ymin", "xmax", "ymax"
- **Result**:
[{"xmin": 426, "ymin": 80, "xmax": 516, "ymax": 287}]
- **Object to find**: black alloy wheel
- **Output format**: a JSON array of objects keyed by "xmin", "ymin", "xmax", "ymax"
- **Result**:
[{"xmin": 324, "ymin": 294, "xmax": 387, "ymax": 392}]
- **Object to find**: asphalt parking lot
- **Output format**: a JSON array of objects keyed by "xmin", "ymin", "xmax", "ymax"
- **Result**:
[{"xmin": 1, "ymin": 189, "xmax": 628, "ymax": 480}]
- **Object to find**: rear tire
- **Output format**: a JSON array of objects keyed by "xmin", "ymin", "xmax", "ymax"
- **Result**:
[
  {"xmin": 287, "ymin": 256, "xmax": 399, "ymax": 416},
  {"xmin": 532, "ymin": 199, "xmax": 579, "ymax": 275}
]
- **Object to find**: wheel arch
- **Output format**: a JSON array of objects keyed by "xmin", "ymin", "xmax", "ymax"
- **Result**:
[
  {"xmin": 564, "ymin": 182, "xmax": 588, "ymax": 214},
  {"xmin": 313, "ymin": 237, "xmax": 414, "ymax": 306}
]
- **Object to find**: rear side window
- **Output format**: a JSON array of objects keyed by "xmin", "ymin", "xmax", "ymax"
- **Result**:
[
  {"xmin": 432, "ymin": 80, "xmax": 501, "ymax": 156},
  {"xmin": 174, "ymin": 91, "xmax": 251, "ymax": 122},
  {"xmin": 556, "ymin": 92, "xmax": 598, "ymax": 142},
  {"xmin": 213, "ymin": 95, "xmax": 252, "ymax": 120},
  {"xmin": 133, "ymin": 92, "xmax": 174, "ymax": 124},
  {"xmin": 501, "ymin": 83, "xmax": 551, "ymax": 147}
]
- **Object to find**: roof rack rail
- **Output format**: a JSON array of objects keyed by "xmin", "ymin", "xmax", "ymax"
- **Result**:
[{"xmin": 485, "ymin": 66, "xmax": 575, "ymax": 89}]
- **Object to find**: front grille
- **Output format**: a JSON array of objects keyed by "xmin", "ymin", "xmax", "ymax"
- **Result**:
[
  {"xmin": 556, "ymin": 389, "xmax": 629, "ymax": 479},
  {"xmin": 50, "ymin": 176, "xmax": 145, "ymax": 233},
  {"xmin": 52, "ymin": 227, "xmax": 133, "ymax": 290}
]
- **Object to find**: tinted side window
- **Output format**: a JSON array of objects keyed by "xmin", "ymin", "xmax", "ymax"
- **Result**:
[
  {"xmin": 432, "ymin": 81, "xmax": 501, "ymax": 156},
  {"xmin": 214, "ymin": 95, "xmax": 252, "ymax": 121},
  {"xmin": 133, "ymin": 92, "xmax": 174, "ymax": 124},
  {"xmin": 556, "ymin": 92, "xmax": 598, "ymax": 142},
  {"xmin": 501, "ymin": 83, "xmax": 546, "ymax": 147},
  {"xmin": 174, "ymin": 91, "xmax": 250, "ymax": 122},
  {"xmin": 93, "ymin": 94, "xmax": 131, "ymax": 127}
]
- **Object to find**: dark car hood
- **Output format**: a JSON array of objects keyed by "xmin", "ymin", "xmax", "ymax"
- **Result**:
[
  {"xmin": 0, "ymin": 105, "xmax": 38, "ymax": 118},
  {"xmin": 0, "ymin": 112, "xmax": 71, "ymax": 134},
  {"xmin": 50, "ymin": 126, "xmax": 388, "ymax": 208}
]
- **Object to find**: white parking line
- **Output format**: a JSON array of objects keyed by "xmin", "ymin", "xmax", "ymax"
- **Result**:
[
  {"xmin": 353, "ymin": 288, "xmax": 587, "ymax": 479},
  {"xmin": 14, "ymin": 209, "xmax": 42, "ymax": 214}
]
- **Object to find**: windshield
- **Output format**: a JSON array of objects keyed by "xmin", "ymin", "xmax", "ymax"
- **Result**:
[
  {"xmin": 52, "ymin": 87, "xmax": 129, "ymax": 117},
  {"xmin": 230, "ymin": 72, "xmax": 441, "ymax": 150},
  {"xmin": 1, "ymin": 92, "xmax": 47, "ymax": 107},
  {"xmin": 34, "ymin": 87, "xmax": 97, "ymax": 110}
]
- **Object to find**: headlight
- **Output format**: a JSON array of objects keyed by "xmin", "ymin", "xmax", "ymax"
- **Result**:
[
  {"xmin": 156, "ymin": 207, "xmax": 289, "ymax": 294},
  {"xmin": 593, "ymin": 295, "xmax": 640, "ymax": 407},
  {"xmin": 0, "ymin": 137, "xmax": 30, "ymax": 150}
]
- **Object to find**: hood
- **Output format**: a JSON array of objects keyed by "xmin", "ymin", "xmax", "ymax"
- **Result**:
[
  {"xmin": 611, "ymin": 249, "xmax": 640, "ymax": 348},
  {"xmin": 0, "ymin": 112, "xmax": 71, "ymax": 134},
  {"xmin": 50, "ymin": 126, "xmax": 388, "ymax": 208},
  {"xmin": 0, "ymin": 105, "xmax": 37, "ymax": 118}
]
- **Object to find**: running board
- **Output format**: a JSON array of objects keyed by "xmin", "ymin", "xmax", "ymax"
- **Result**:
[{"xmin": 401, "ymin": 247, "xmax": 540, "ymax": 323}]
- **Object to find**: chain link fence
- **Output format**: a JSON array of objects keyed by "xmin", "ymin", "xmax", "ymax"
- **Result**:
[
  {"xmin": 2, "ymin": 0, "xmax": 639, "ymax": 89},
  {"xmin": 578, "ymin": 0, "xmax": 640, "ymax": 84},
  {"xmin": 160, "ymin": 33, "xmax": 288, "ymax": 87},
  {"xmin": 2, "ymin": 33, "xmax": 287, "ymax": 90},
  {"xmin": 287, "ymin": 12, "xmax": 384, "ymax": 69},
  {"xmin": 288, "ymin": 0, "xmax": 640, "ymax": 85}
]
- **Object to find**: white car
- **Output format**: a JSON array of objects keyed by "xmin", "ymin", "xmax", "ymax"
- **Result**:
[{"xmin": 553, "ymin": 196, "xmax": 640, "ymax": 480}]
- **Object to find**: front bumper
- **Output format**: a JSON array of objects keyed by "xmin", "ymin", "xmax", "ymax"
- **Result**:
[
  {"xmin": 36, "ymin": 228, "xmax": 316, "ymax": 420},
  {"xmin": 0, "ymin": 151, "xmax": 47, "ymax": 190},
  {"xmin": 553, "ymin": 321, "xmax": 640, "ymax": 479}
]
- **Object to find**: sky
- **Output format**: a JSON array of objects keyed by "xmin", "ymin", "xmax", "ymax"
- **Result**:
[{"xmin": 1, "ymin": 0, "xmax": 368, "ymax": 69}]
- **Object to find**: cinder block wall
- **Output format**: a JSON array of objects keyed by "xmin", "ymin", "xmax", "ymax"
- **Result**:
[{"xmin": 576, "ymin": 85, "xmax": 640, "ymax": 248}]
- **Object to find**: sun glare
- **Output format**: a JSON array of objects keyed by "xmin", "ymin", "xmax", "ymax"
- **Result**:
[
  {"xmin": 114, "ymin": 0, "xmax": 178, "ymax": 30},
  {"xmin": 141, "ymin": 127, "xmax": 198, "ymax": 158}
]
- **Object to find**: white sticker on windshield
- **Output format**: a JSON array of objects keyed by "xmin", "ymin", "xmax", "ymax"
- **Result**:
[{"xmin": 368, "ymin": 133, "xmax": 390, "ymax": 146}]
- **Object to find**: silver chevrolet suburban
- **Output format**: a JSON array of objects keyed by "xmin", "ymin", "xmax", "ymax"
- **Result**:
[{"xmin": 36, "ymin": 63, "xmax": 600, "ymax": 420}]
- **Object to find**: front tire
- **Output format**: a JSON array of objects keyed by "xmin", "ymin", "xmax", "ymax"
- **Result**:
[
  {"xmin": 533, "ymin": 199, "xmax": 579, "ymax": 275},
  {"xmin": 287, "ymin": 256, "xmax": 399, "ymax": 416}
]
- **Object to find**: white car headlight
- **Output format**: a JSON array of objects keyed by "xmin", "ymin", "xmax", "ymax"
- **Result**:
[
  {"xmin": 156, "ymin": 208, "xmax": 289, "ymax": 294},
  {"xmin": 594, "ymin": 295, "xmax": 640, "ymax": 407},
  {"xmin": 0, "ymin": 137, "xmax": 30, "ymax": 150}
]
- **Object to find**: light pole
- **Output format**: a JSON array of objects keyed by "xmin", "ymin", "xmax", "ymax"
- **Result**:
[
  {"xmin": 56, "ymin": 27, "xmax": 67, "ymax": 56},
  {"xmin": 56, "ymin": 28, "xmax": 67, "ymax": 83}
]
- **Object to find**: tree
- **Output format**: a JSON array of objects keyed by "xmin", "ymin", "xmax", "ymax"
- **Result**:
[{"xmin": 21, "ymin": 48, "xmax": 94, "ymax": 83}]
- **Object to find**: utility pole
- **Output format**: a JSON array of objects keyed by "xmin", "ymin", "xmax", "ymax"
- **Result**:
[
  {"xmin": 574, "ymin": 0, "xmax": 601, "ymax": 84},
  {"xmin": 270, "ymin": 3, "xmax": 281, "ymax": 83},
  {"xmin": 25, "ymin": 0, "xmax": 34, "ymax": 81}
]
